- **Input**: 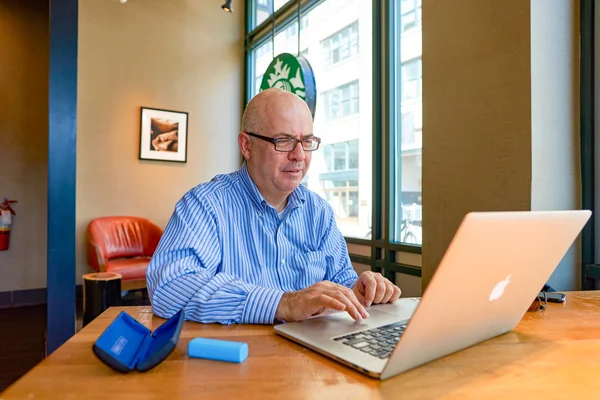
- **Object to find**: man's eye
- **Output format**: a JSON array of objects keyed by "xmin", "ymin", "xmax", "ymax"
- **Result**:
[{"xmin": 277, "ymin": 139, "xmax": 293, "ymax": 144}]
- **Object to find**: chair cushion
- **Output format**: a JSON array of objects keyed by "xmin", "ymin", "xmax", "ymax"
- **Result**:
[{"xmin": 105, "ymin": 257, "xmax": 150, "ymax": 281}]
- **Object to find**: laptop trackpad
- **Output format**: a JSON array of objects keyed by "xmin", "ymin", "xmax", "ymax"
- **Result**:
[{"xmin": 369, "ymin": 298, "xmax": 420, "ymax": 319}]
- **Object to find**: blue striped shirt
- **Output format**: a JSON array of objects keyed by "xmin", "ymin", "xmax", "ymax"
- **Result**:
[{"xmin": 146, "ymin": 163, "xmax": 358, "ymax": 325}]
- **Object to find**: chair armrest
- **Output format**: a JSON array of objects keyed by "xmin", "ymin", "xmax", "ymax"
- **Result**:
[
  {"xmin": 87, "ymin": 239, "xmax": 107, "ymax": 273},
  {"xmin": 94, "ymin": 243, "xmax": 107, "ymax": 272}
]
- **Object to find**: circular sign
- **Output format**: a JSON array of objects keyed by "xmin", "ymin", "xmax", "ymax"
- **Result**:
[{"xmin": 260, "ymin": 53, "xmax": 317, "ymax": 119}]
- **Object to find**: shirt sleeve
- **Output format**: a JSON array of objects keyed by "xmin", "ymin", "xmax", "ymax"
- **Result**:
[
  {"xmin": 146, "ymin": 191, "xmax": 284, "ymax": 325},
  {"xmin": 320, "ymin": 208, "xmax": 359, "ymax": 288}
]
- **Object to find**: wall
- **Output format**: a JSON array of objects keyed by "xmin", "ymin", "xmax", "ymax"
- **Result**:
[
  {"xmin": 0, "ymin": 0, "xmax": 49, "ymax": 291},
  {"xmin": 76, "ymin": 0, "xmax": 245, "ymax": 282},
  {"xmin": 422, "ymin": 0, "xmax": 581, "ymax": 290},
  {"xmin": 422, "ymin": 0, "xmax": 532, "ymax": 288}
]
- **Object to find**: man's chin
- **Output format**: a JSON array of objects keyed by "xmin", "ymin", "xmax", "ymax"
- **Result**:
[{"xmin": 277, "ymin": 176, "xmax": 304, "ymax": 191}]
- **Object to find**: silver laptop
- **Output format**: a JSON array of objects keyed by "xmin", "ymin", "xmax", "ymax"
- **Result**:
[{"xmin": 274, "ymin": 210, "xmax": 591, "ymax": 379}]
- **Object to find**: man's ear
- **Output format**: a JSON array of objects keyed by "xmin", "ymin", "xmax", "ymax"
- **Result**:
[{"xmin": 238, "ymin": 132, "xmax": 252, "ymax": 161}]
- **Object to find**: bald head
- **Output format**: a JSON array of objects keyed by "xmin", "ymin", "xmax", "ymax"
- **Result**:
[{"xmin": 241, "ymin": 88, "xmax": 312, "ymax": 134}]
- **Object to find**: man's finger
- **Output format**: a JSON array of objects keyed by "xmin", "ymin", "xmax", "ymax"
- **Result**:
[
  {"xmin": 353, "ymin": 287, "xmax": 366, "ymax": 307},
  {"xmin": 390, "ymin": 285, "xmax": 402, "ymax": 302},
  {"xmin": 343, "ymin": 287, "xmax": 369, "ymax": 319},
  {"xmin": 381, "ymin": 280, "xmax": 395, "ymax": 304},
  {"xmin": 314, "ymin": 294, "xmax": 346, "ymax": 312},
  {"xmin": 362, "ymin": 273, "xmax": 378, "ymax": 307},
  {"xmin": 373, "ymin": 276, "xmax": 387, "ymax": 304},
  {"xmin": 332, "ymin": 290, "xmax": 367, "ymax": 320}
]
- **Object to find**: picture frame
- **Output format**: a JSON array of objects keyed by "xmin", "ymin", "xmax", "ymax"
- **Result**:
[{"xmin": 139, "ymin": 107, "xmax": 188, "ymax": 163}]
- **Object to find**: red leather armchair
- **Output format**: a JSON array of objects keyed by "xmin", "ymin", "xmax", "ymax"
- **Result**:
[{"xmin": 86, "ymin": 216, "xmax": 163, "ymax": 291}]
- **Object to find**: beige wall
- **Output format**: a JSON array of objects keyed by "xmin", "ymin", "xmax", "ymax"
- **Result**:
[
  {"xmin": 0, "ymin": 0, "xmax": 49, "ymax": 291},
  {"xmin": 422, "ymin": 0, "xmax": 581, "ymax": 290},
  {"xmin": 76, "ymin": 0, "xmax": 245, "ymax": 282},
  {"xmin": 422, "ymin": 0, "xmax": 532, "ymax": 287}
]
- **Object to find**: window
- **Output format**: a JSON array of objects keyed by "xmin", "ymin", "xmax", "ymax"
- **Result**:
[
  {"xmin": 321, "ymin": 81, "xmax": 359, "ymax": 121},
  {"xmin": 251, "ymin": 41, "xmax": 274, "ymax": 97},
  {"xmin": 320, "ymin": 140, "xmax": 359, "ymax": 220},
  {"xmin": 248, "ymin": 0, "xmax": 372, "ymax": 239},
  {"xmin": 323, "ymin": 140, "xmax": 359, "ymax": 172},
  {"xmin": 321, "ymin": 179, "xmax": 359, "ymax": 219},
  {"xmin": 245, "ymin": 0, "xmax": 432, "ymax": 275},
  {"xmin": 256, "ymin": 41, "xmax": 272, "ymax": 58},
  {"xmin": 321, "ymin": 21, "xmax": 359, "ymax": 67},
  {"xmin": 255, "ymin": 74, "xmax": 264, "ymax": 93},
  {"xmin": 252, "ymin": 0, "xmax": 290, "ymax": 30},
  {"xmin": 400, "ymin": 0, "xmax": 422, "ymax": 33},
  {"xmin": 391, "ymin": 1, "xmax": 423, "ymax": 246},
  {"xmin": 300, "ymin": 15, "xmax": 309, "ymax": 32},
  {"xmin": 254, "ymin": 0, "xmax": 272, "ymax": 28},
  {"xmin": 274, "ymin": 20, "xmax": 299, "ymax": 56},
  {"xmin": 402, "ymin": 58, "xmax": 422, "ymax": 101},
  {"xmin": 285, "ymin": 23, "xmax": 297, "ymax": 40}
]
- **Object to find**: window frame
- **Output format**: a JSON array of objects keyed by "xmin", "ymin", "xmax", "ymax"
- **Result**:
[{"xmin": 581, "ymin": 0, "xmax": 597, "ymax": 289}]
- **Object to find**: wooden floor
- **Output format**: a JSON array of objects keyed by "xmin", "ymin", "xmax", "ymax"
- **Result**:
[{"xmin": 0, "ymin": 290, "xmax": 150, "ymax": 393}]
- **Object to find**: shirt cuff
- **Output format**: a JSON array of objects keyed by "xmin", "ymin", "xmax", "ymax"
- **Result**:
[
  {"xmin": 347, "ymin": 276, "xmax": 359, "ymax": 289},
  {"xmin": 242, "ymin": 286, "xmax": 285, "ymax": 324}
]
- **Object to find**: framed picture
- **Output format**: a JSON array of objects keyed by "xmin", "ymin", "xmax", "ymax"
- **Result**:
[{"xmin": 139, "ymin": 107, "xmax": 188, "ymax": 163}]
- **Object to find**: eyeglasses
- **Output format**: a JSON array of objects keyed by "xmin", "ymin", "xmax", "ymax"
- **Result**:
[
  {"xmin": 527, "ymin": 291, "xmax": 547, "ymax": 312},
  {"xmin": 245, "ymin": 132, "xmax": 321, "ymax": 152}
]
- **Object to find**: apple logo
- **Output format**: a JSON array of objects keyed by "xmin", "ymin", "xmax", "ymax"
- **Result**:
[{"xmin": 489, "ymin": 274, "xmax": 512, "ymax": 302}]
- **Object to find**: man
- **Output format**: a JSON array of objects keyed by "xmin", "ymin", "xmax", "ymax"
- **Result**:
[{"xmin": 147, "ymin": 88, "xmax": 401, "ymax": 324}]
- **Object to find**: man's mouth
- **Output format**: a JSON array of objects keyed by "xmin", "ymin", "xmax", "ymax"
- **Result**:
[{"xmin": 283, "ymin": 166, "xmax": 304, "ymax": 173}]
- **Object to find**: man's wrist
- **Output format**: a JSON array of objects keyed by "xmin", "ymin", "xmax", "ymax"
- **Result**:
[{"xmin": 275, "ymin": 292, "xmax": 291, "ymax": 321}]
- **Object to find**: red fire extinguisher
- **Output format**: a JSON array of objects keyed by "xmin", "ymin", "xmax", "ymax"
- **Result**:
[{"xmin": 0, "ymin": 199, "xmax": 17, "ymax": 251}]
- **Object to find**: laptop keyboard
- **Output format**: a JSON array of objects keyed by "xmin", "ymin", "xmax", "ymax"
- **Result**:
[{"xmin": 333, "ymin": 321, "xmax": 407, "ymax": 359}]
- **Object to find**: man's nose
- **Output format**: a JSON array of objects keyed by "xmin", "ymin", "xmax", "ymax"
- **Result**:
[{"xmin": 288, "ymin": 142, "xmax": 306, "ymax": 161}]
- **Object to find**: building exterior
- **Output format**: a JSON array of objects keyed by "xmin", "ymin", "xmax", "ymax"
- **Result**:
[{"xmin": 252, "ymin": 0, "xmax": 422, "ymax": 243}]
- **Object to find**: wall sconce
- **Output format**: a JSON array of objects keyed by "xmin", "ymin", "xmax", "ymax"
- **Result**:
[{"xmin": 222, "ymin": 0, "xmax": 233, "ymax": 13}]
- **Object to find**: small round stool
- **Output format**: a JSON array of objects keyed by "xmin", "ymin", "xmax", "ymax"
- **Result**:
[{"xmin": 82, "ymin": 272, "xmax": 123, "ymax": 327}]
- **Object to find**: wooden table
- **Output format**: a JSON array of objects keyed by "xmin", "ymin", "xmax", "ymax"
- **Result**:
[{"xmin": 2, "ymin": 291, "xmax": 600, "ymax": 400}]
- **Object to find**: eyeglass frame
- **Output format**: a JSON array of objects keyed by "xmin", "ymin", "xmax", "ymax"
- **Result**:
[
  {"xmin": 527, "ymin": 291, "xmax": 548, "ymax": 312},
  {"xmin": 244, "ymin": 131, "xmax": 321, "ymax": 152}
]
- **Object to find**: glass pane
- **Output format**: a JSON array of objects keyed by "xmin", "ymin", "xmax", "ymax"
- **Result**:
[
  {"xmin": 306, "ymin": 0, "xmax": 371, "ymax": 239},
  {"xmin": 252, "ymin": 0, "xmax": 291, "ymax": 30},
  {"xmin": 274, "ymin": 20, "xmax": 300, "ymax": 56},
  {"xmin": 321, "ymin": 80, "xmax": 359, "ymax": 121},
  {"xmin": 254, "ymin": 0, "xmax": 272, "ymax": 29},
  {"xmin": 274, "ymin": 0, "xmax": 288, "ymax": 11},
  {"xmin": 251, "ymin": 40, "xmax": 273, "ymax": 98},
  {"xmin": 392, "ymin": 0, "xmax": 422, "ymax": 245},
  {"xmin": 249, "ymin": 0, "xmax": 372, "ymax": 239},
  {"xmin": 320, "ymin": 20, "xmax": 359, "ymax": 67},
  {"xmin": 348, "ymin": 139, "xmax": 359, "ymax": 169}
]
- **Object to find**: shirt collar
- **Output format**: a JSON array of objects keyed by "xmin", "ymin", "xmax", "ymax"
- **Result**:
[{"xmin": 238, "ymin": 162, "xmax": 306, "ymax": 212}]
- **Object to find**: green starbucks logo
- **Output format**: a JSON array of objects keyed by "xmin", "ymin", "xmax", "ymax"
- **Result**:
[{"xmin": 260, "ymin": 53, "xmax": 317, "ymax": 118}]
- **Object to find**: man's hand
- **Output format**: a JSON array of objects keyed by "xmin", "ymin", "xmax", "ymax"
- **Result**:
[
  {"xmin": 275, "ymin": 281, "xmax": 370, "ymax": 322},
  {"xmin": 352, "ymin": 271, "xmax": 401, "ymax": 307}
]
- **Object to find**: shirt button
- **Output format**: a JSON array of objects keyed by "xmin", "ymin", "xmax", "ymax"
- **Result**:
[
  {"xmin": 281, "ymin": 259, "xmax": 286, "ymax": 265},
  {"xmin": 258, "ymin": 212, "xmax": 263, "ymax": 216}
]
